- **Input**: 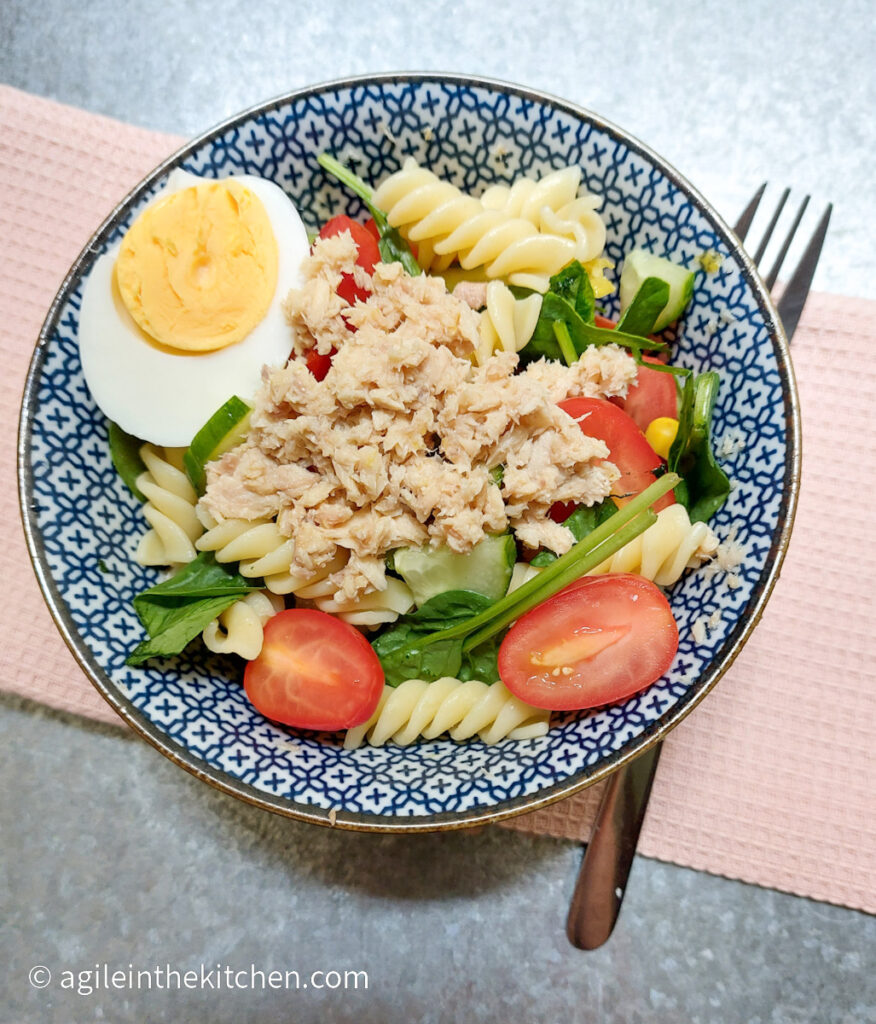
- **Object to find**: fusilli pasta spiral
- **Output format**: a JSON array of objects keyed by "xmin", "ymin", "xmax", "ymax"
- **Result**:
[
  {"xmin": 344, "ymin": 678, "xmax": 550, "ymax": 749},
  {"xmin": 476, "ymin": 281, "xmax": 543, "ymax": 365},
  {"xmin": 479, "ymin": 166, "xmax": 582, "ymax": 222},
  {"xmin": 510, "ymin": 506, "xmax": 717, "ymax": 590},
  {"xmin": 135, "ymin": 444, "xmax": 203, "ymax": 566},
  {"xmin": 302, "ymin": 576, "xmax": 415, "ymax": 628},
  {"xmin": 195, "ymin": 516, "xmax": 341, "ymax": 594},
  {"xmin": 372, "ymin": 158, "xmax": 608, "ymax": 292},
  {"xmin": 202, "ymin": 590, "xmax": 285, "ymax": 660},
  {"xmin": 195, "ymin": 516, "xmax": 414, "ymax": 626},
  {"xmin": 588, "ymin": 504, "xmax": 719, "ymax": 586},
  {"xmin": 508, "ymin": 560, "xmax": 543, "ymax": 593}
]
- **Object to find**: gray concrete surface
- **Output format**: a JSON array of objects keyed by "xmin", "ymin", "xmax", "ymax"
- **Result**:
[
  {"xmin": 2, "ymin": 2, "xmax": 875, "ymax": 1021},
  {"xmin": 2, "ymin": 696, "xmax": 874, "ymax": 1024}
]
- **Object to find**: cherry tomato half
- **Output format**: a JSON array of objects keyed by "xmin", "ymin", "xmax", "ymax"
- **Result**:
[
  {"xmin": 362, "ymin": 217, "xmax": 381, "ymax": 243},
  {"xmin": 244, "ymin": 609, "xmax": 384, "ymax": 731},
  {"xmin": 318, "ymin": 215, "xmax": 380, "ymax": 305},
  {"xmin": 613, "ymin": 354, "xmax": 678, "ymax": 433},
  {"xmin": 498, "ymin": 574, "xmax": 679, "ymax": 710},
  {"xmin": 592, "ymin": 317, "xmax": 676, "ymax": 428},
  {"xmin": 558, "ymin": 396, "xmax": 674, "ymax": 512}
]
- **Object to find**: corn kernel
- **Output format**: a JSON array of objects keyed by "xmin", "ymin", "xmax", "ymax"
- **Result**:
[{"xmin": 645, "ymin": 417, "xmax": 679, "ymax": 460}]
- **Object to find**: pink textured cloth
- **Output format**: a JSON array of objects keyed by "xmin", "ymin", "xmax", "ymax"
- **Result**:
[{"xmin": 2, "ymin": 86, "xmax": 874, "ymax": 913}]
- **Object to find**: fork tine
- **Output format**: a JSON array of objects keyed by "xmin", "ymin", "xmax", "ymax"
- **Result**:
[
  {"xmin": 776, "ymin": 203, "xmax": 833, "ymax": 340},
  {"xmin": 752, "ymin": 187, "xmax": 790, "ymax": 265},
  {"xmin": 733, "ymin": 182, "xmax": 767, "ymax": 241},
  {"xmin": 764, "ymin": 194, "xmax": 810, "ymax": 290}
]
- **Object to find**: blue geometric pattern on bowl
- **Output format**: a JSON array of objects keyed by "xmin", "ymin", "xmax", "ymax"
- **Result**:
[{"xmin": 21, "ymin": 75, "xmax": 795, "ymax": 828}]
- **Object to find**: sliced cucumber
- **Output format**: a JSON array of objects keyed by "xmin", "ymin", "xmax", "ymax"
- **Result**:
[
  {"xmin": 394, "ymin": 534, "xmax": 516, "ymax": 606},
  {"xmin": 619, "ymin": 249, "xmax": 695, "ymax": 331},
  {"xmin": 107, "ymin": 421, "xmax": 147, "ymax": 502},
  {"xmin": 183, "ymin": 395, "xmax": 252, "ymax": 494}
]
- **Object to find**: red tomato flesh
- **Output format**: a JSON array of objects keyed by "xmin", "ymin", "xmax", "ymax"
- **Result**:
[
  {"xmin": 613, "ymin": 354, "xmax": 678, "ymax": 432},
  {"xmin": 363, "ymin": 217, "xmax": 381, "ymax": 243},
  {"xmin": 549, "ymin": 500, "xmax": 576, "ymax": 524},
  {"xmin": 589, "ymin": 315, "xmax": 677, "ymax": 425},
  {"xmin": 498, "ymin": 574, "xmax": 678, "ymax": 710},
  {"xmin": 558, "ymin": 396, "xmax": 674, "ymax": 512},
  {"xmin": 244, "ymin": 609, "xmax": 384, "ymax": 731},
  {"xmin": 305, "ymin": 347, "xmax": 334, "ymax": 382},
  {"xmin": 317, "ymin": 215, "xmax": 380, "ymax": 305}
]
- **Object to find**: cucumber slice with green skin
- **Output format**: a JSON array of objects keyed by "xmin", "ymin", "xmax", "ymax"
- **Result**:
[
  {"xmin": 394, "ymin": 534, "xmax": 517, "ymax": 606},
  {"xmin": 619, "ymin": 249, "xmax": 695, "ymax": 331},
  {"xmin": 183, "ymin": 395, "xmax": 252, "ymax": 494},
  {"xmin": 108, "ymin": 421, "xmax": 147, "ymax": 502}
]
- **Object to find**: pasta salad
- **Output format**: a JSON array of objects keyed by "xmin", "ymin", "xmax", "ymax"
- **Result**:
[{"xmin": 80, "ymin": 154, "xmax": 731, "ymax": 749}]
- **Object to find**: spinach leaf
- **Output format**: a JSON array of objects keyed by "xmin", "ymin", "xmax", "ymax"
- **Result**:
[
  {"xmin": 522, "ymin": 292, "xmax": 583, "ymax": 363},
  {"xmin": 458, "ymin": 634, "xmax": 503, "ymax": 683},
  {"xmin": 378, "ymin": 633, "xmax": 466, "ymax": 688},
  {"xmin": 407, "ymin": 590, "xmax": 494, "ymax": 628},
  {"xmin": 552, "ymin": 320, "xmax": 578, "ymax": 366},
  {"xmin": 667, "ymin": 372, "xmax": 730, "ymax": 523},
  {"xmin": 133, "ymin": 553, "xmax": 256, "ymax": 608},
  {"xmin": 616, "ymin": 277, "xmax": 670, "ymax": 336},
  {"xmin": 128, "ymin": 554, "xmax": 259, "ymax": 666},
  {"xmin": 127, "ymin": 594, "xmax": 242, "ymax": 666},
  {"xmin": 631, "ymin": 351, "xmax": 692, "ymax": 379},
  {"xmin": 583, "ymin": 322, "xmax": 667, "ymax": 353},
  {"xmin": 521, "ymin": 262, "xmax": 667, "ymax": 366},
  {"xmin": 317, "ymin": 153, "xmax": 421, "ymax": 276},
  {"xmin": 668, "ymin": 373, "xmax": 695, "ymax": 477},
  {"xmin": 108, "ymin": 421, "xmax": 147, "ymax": 502},
  {"xmin": 613, "ymin": 278, "xmax": 693, "ymax": 379},
  {"xmin": 528, "ymin": 551, "xmax": 557, "ymax": 569},
  {"xmin": 550, "ymin": 260, "xmax": 596, "ymax": 322},
  {"xmin": 529, "ymin": 500, "xmax": 617, "ymax": 567},
  {"xmin": 372, "ymin": 590, "xmax": 493, "ymax": 685}
]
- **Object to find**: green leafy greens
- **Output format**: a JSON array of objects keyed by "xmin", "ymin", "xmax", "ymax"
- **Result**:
[
  {"xmin": 529, "ymin": 499, "xmax": 617, "ymax": 567},
  {"xmin": 317, "ymin": 153, "xmax": 421, "ymax": 276},
  {"xmin": 107, "ymin": 422, "xmax": 147, "ymax": 502},
  {"xmin": 127, "ymin": 553, "xmax": 260, "ymax": 666},
  {"xmin": 616, "ymin": 277, "xmax": 671, "ymax": 336},
  {"xmin": 370, "ymin": 474, "xmax": 678, "ymax": 685},
  {"xmin": 521, "ymin": 262, "xmax": 669, "ymax": 367},
  {"xmin": 372, "ymin": 590, "xmax": 502, "ymax": 686},
  {"xmin": 667, "ymin": 372, "xmax": 730, "ymax": 522},
  {"xmin": 615, "ymin": 276, "xmax": 695, "ymax": 379}
]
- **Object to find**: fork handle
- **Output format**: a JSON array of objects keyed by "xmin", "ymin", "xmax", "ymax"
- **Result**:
[{"xmin": 566, "ymin": 741, "xmax": 663, "ymax": 949}]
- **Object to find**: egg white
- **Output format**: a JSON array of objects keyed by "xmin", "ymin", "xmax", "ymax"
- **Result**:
[{"xmin": 79, "ymin": 169, "xmax": 309, "ymax": 447}]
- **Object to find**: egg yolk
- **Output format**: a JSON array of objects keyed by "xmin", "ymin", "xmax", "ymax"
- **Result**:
[{"xmin": 115, "ymin": 181, "xmax": 278, "ymax": 353}]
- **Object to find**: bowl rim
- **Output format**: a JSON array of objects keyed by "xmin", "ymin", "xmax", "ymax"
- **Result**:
[{"xmin": 17, "ymin": 71, "xmax": 801, "ymax": 833}]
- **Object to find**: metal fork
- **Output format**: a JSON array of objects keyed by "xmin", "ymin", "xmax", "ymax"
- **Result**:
[{"xmin": 565, "ymin": 186, "xmax": 832, "ymax": 951}]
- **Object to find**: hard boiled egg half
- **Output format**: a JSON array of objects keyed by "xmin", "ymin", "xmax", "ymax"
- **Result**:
[{"xmin": 79, "ymin": 169, "xmax": 309, "ymax": 447}]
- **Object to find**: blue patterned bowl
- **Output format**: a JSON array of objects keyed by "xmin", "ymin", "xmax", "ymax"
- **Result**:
[{"xmin": 18, "ymin": 74, "xmax": 799, "ymax": 831}]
